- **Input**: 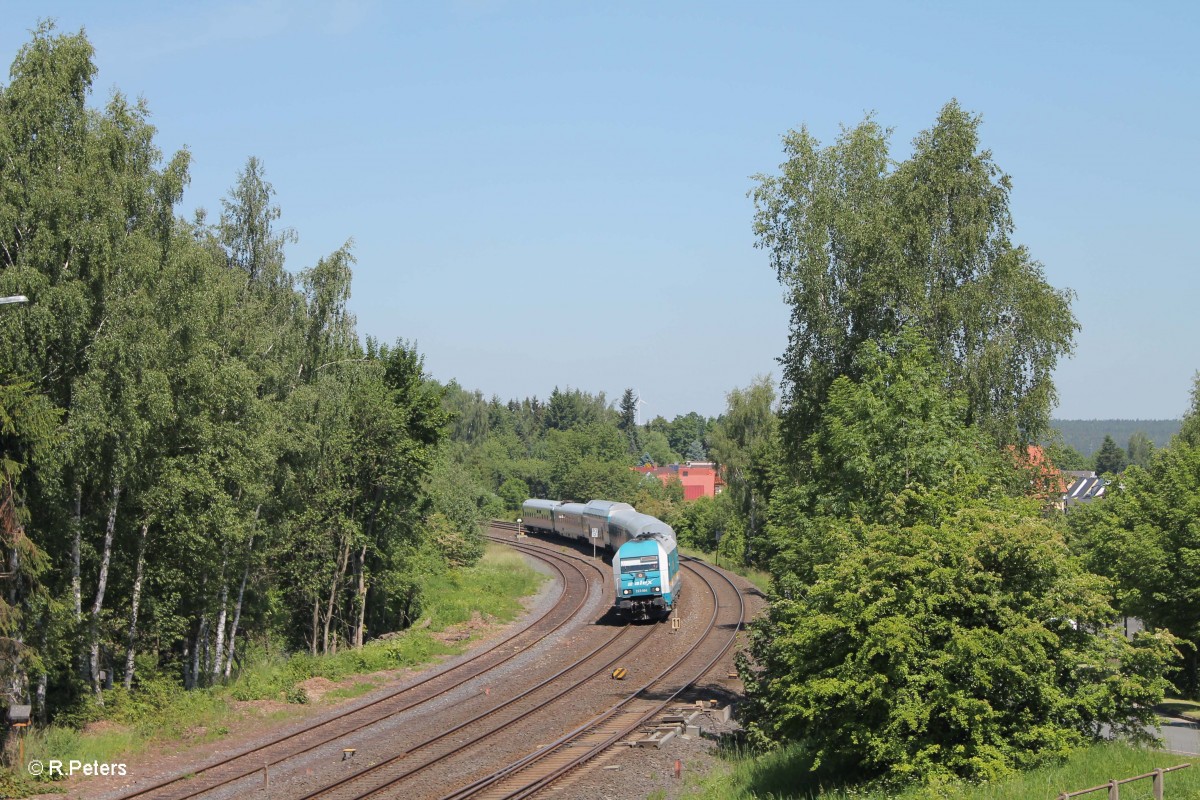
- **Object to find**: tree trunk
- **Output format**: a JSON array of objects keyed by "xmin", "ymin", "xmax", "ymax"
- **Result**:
[
  {"xmin": 122, "ymin": 522, "xmax": 149, "ymax": 690},
  {"xmin": 310, "ymin": 594, "xmax": 319, "ymax": 657},
  {"xmin": 224, "ymin": 528, "xmax": 255, "ymax": 680},
  {"xmin": 71, "ymin": 485, "xmax": 82, "ymax": 622},
  {"xmin": 353, "ymin": 493, "xmax": 382, "ymax": 649},
  {"xmin": 6, "ymin": 538, "xmax": 17, "ymax": 609},
  {"xmin": 353, "ymin": 543, "xmax": 368, "ymax": 648},
  {"xmin": 194, "ymin": 612, "xmax": 208, "ymax": 688},
  {"xmin": 1187, "ymin": 647, "xmax": 1200, "ymax": 701},
  {"xmin": 71, "ymin": 485, "xmax": 83, "ymax": 681},
  {"xmin": 211, "ymin": 549, "xmax": 229, "ymax": 679},
  {"xmin": 187, "ymin": 574, "xmax": 207, "ymax": 690},
  {"xmin": 89, "ymin": 481, "xmax": 121, "ymax": 702},
  {"xmin": 746, "ymin": 493, "xmax": 756, "ymax": 564},
  {"xmin": 35, "ymin": 625, "xmax": 48, "ymax": 724},
  {"xmin": 323, "ymin": 535, "xmax": 351, "ymax": 655}
]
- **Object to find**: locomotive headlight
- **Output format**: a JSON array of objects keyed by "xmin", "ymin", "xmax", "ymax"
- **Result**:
[
  {"xmin": 623, "ymin": 589, "xmax": 631, "ymax": 595},
  {"xmin": 653, "ymin": 586, "xmax": 661, "ymax": 592}
]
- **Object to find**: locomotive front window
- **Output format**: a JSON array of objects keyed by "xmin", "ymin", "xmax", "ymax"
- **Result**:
[{"xmin": 619, "ymin": 558, "xmax": 659, "ymax": 573}]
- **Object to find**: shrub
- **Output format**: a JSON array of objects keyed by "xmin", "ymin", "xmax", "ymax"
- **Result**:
[{"xmin": 741, "ymin": 501, "xmax": 1178, "ymax": 785}]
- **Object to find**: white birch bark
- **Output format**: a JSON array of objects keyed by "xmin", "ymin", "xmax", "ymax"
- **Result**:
[
  {"xmin": 224, "ymin": 530, "xmax": 254, "ymax": 680},
  {"xmin": 211, "ymin": 550, "xmax": 229, "ymax": 679},
  {"xmin": 71, "ymin": 485, "xmax": 82, "ymax": 623},
  {"xmin": 122, "ymin": 522, "xmax": 148, "ymax": 690},
  {"xmin": 89, "ymin": 481, "xmax": 121, "ymax": 701}
]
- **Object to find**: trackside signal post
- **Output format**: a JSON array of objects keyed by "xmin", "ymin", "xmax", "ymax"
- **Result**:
[{"xmin": 591, "ymin": 527, "xmax": 599, "ymax": 558}]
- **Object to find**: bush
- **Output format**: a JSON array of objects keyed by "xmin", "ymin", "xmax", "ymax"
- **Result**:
[{"xmin": 741, "ymin": 501, "xmax": 1178, "ymax": 786}]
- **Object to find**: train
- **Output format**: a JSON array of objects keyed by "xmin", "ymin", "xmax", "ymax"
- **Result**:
[{"xmin": 520, "ymin": 498, "xmax": 682, "ymax": 620}]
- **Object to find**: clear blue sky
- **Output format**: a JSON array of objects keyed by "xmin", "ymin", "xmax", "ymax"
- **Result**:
[{"xmin": 3, "ymin": 1, "xmax": 1197, "ymax": 422}]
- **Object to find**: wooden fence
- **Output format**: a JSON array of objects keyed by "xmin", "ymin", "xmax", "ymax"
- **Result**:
[{"xmin": 1057, "ymin": 763, "xmax": 1190, "ymax": 799}]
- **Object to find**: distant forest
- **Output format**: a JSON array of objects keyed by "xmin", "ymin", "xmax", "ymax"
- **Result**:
[{"xmin": 1050, "ymin": 419, "xmax": 1182, "ymax": 457}]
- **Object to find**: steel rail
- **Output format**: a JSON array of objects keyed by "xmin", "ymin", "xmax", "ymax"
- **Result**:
[
  {"xmin": 442, "ymin": 555, "xmax": 746, "ymax": 800},
  {"xmin": 295, "ymin": 601, "xmax": 656, "ymax": 800},
  {"xmin": 109, "ymin": 536, "xmax": 600, "ymax": 800}
]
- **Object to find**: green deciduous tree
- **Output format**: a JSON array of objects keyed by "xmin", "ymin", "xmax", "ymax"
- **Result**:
[
  {"xmin": 665, "ymin": 412, "xmax": 709, "ymax": 459},
  {"xmin": 544, "ymin": 420, "xmax": 637, "ymax": 502},
  {"xmin": 1178, "ymin": 375, "xmax": 1200, "ymax": 447},
  {"xmin": 1126, "ymin": 431, "xmax": 1155, "ymax": 470},
  {"xmin": 1069, "ymin": 438, "xmax": 1200, "ymax": 697},
  {"xmin": 220, "ymin": 155, "xmax": 296, "ymax": 290},
  {"xmin": 0, "ymin": 24, "xmax": 457, "ymax": 732},
  {"xmin": 708, "ymin": 376, "xmax": 777, "ymax": 564},
  {"xmin": 497, "ymin": 478, "xmax": 529, "ymax": 512},
  {"xmin": 1044, "ymin": 439, "xmax": 1090, "ymax": 471},
  {"xmin": 765, "ymin": 331, "xmax": 1018, "ymax": 582},
  {"xmin": 638, "ymin": 429, "xmax": 676, "ymax": 466},
  {"xmin": 803, "ymin": 334, "xmax": 1008, "ymax": 520},
  {"xmin": 666, "ymin": 491, "xmax": 740, "ymax": 553},
  {"xmin": 443, "ymin": 382, "xmax": 491, "ymax": 446},
  {"xmin": 752, "ymin": 101, "xmax": 1077, "ymax": 454},
  {"xmin": 0, "ymin": 379, "xmax": 60, "ymax": 715},
  {"xmin": 742, "ymin": 502, "xmax": 1176, "ymax": 785},
  {"xmin": 424, "ymin": 447, "xmax": 488, "ymax": 568},
  {"xmin": 741, "ymin": 331, "xmax": 1170, "ymax": 786}
]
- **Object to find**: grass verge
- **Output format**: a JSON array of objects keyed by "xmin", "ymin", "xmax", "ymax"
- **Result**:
[
  {"xmin": 1159, "ymin": 698, "xmax": 1200, "ymax": 722},
  {"xmin": 2, "ymin": 543, "xmax": 545, "ymax": 798},
  {"xmin": 678, "ymin": 545, "xmax": 772, "ymax": 593},
  {"xmin": 685, "ymin": 742, "xmax": 1200, "ymax": 799}
]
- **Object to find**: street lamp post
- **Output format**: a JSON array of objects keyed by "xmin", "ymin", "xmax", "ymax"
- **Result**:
[{"xmin": 516, "ymin": 518, "xmax": 522, "ymax": 539}]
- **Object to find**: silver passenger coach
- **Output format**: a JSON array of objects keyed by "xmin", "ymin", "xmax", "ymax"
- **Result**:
[{"xmin": 520, "ymin": 498, "xmax": 559, "ymax": 534}]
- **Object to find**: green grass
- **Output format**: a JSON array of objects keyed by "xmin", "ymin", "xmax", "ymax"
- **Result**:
[
  {"xmin": 679, "ymin": 545, "xmax": 773, "ymax": 593},
  {"xmin": 684, "ymin": 742, "xmax": 1200, "ymax": 800},
  {"xmin": 1159, "ymin": 698, "xmax": 1200, "ymax": 723},
  {"xmin": 324, "ymin": 681, "xmax": 380, "ymax": 702},
  {"xmin": 229, "ymin": 543, "xmax": 545, "ymax": 699},
  {"xmin": 420, "ymin": 543, "xmax": 547, "ymax": 628},
  {"xmin": 3, "ymin": 545, "xmax": 546, "ymax": 798}
]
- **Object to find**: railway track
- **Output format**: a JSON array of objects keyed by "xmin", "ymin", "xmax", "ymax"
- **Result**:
[
  {"xmin": 291, "ymin": 583, "xmax": 656, "ymax": 799},
  {"xmin": 107, "ymin": 535, "xmax": 605, "ymax": 800},
  {"xmin": 105, "ymin": 524, "xmax": 749, "ymax": 800},
  {"xmin": 434, "ymin": 554, "xmax": 746, "ymax": 800}
]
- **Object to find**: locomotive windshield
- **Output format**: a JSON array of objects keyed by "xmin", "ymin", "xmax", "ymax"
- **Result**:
[{"xmin": 619, "ymin": 556, "xmax": 659, "ymax": 573}]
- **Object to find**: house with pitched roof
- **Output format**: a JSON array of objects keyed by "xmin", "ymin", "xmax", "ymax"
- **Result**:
[
  {"xmin": 632, "ymin": 461, "xmax": 725, "ymax": 501},
  {"xmin": 1062, "ymin": 470, "xmax": 1106, "ymax": 508}
]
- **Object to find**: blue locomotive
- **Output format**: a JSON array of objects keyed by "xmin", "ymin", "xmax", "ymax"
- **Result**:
[{"xmin": 520, "ymin": 498, "xmax": 682, "ymax": 620}]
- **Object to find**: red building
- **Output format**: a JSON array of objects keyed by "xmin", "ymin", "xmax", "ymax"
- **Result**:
[
  {"xmin": 633, "ymin": 461, "xmax": 725, "ymax": 501},
  {"xmin": 1014, "ymin": 445, "xmax": 1068, "ymax": 510}
]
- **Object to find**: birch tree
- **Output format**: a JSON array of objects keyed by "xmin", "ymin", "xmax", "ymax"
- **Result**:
[{"xmin": 752, "ymin": 101, "xmax": 1077, "ymax": 454}]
